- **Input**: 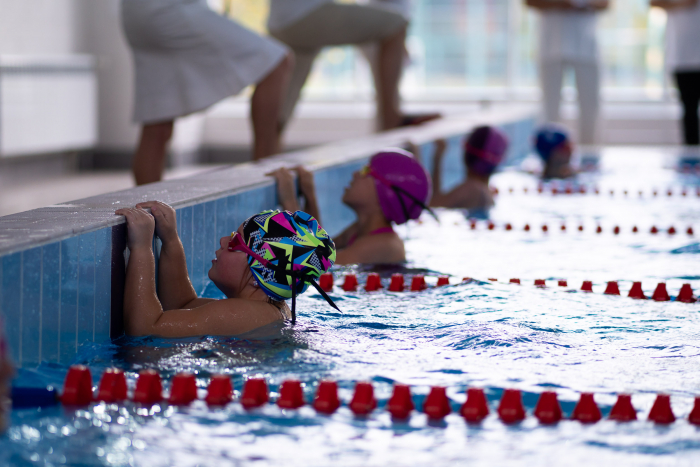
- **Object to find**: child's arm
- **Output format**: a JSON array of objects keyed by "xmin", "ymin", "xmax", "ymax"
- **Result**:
[
  {"xmin": 135, "ymin": 201, "xmax": 200, "ymax": 311},
  {"xmin": 267, "ymin": 167, "xmax": 321, "ymax": 221},
  {"xmin": 116, "ymin": 207, "xmax": 164, "ymax": 336},
  {"xmin": 429, "ymin": 139, "xmax": 452, "ymax": 207}
]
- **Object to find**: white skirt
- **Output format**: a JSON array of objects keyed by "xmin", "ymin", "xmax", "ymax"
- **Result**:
[{"xmin": 121, "ymin": 0, "xmax": 287, "ymax": 123}]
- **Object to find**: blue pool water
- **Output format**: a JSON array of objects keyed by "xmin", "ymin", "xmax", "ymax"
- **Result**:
[{"xmin": 2, "ymin": 147, "xmax": 700, "ymax": 466}]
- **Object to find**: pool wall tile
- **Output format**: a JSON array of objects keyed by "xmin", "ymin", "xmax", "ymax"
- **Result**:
[
  {"xmin": 215, "ymin": 197, "xmax": 228, "ymax": 244},
  {"xmin": 77, "ymin": 232, "xmax": 96, "ymax": 346},
  {"xmin": 41, "ymin": 243, "xmax": 61, "ymax": 363},
  {"xmin": 94, "ymin": 228, "xmax": 111, "ymax": 342},
  {"xmin": 110, "ymin": 224, "xmax": 126, "ymax": 339},
  {"xmin": 21, "ymin": 247, "xmax": 42, "ymax": 367},
  {"xmin": 192, "ymin": 204, "xmax": 206, "ymax": 294},
  {"xmin": 178, "ymin": 206, "xmax": 193, "ymax": 279},
  {"xmin": 203, "ymin": 201, "xmax": 217, "ymax": 294},
  {"xmin": 1, "ymin": 252, "xmax": 22, "ymax": 364},
  {"xmin": 59, "ymin": 237, "xmax": 79, "ymax": 364}
]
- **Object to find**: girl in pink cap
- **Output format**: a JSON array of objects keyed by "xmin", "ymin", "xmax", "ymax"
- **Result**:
[
  {"xmin": 268, "ymin": 148, "xmax": 433, "ymax": 264},
  {"xmin": 427, "ymin": 126, "xmax": 509, "ymax": 213},
  {"xmin": 0, "ymin": 317, "xmax": 14, "ymax": 433}
]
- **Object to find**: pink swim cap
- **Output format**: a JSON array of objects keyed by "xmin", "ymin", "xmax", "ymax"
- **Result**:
[
  {"xmin": 368, "ymin": 149, "xmax": 432, "ymax": 225},
  {"xmin": 464, "ymin": 126, "xmax": 509, "ymax": 177}
]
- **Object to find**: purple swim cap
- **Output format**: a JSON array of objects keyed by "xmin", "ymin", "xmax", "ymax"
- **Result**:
[
  {"xmin": 464, "ymin": 126, "xmax": 509, "ymax": 177},
  {"xmin": 368, "ymin": 149, "xmax": 432, "ymax": 225}
]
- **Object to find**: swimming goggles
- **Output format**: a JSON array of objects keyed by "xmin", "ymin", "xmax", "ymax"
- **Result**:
[
  {"xmin": 228, "ymin": 232, "xmax": 339, "ymax": 324},
  {"xmin": 360, "ymin": 165, "xmax": 439, "ymax": 222}
]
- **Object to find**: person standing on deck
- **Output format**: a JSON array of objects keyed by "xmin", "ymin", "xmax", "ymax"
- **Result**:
[
  {"xmin": 526, "ymin": 0, "xmax": 609, "ymax": 145},
  {"xmin": 121, "ymin": 0, "xmax": 294, "ymax": 185},
  {"xmin": 267, "ymin": 0, "xmax": 439, "ymax": 151},
  {"xmin": 651, "ymin": 0, "xmax": 700, "ymax": 146}
]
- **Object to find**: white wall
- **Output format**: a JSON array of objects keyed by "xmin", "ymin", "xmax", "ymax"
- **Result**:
[{"xmin": 0, "ymin": 0, "xmax": 80, "ymax": 54}]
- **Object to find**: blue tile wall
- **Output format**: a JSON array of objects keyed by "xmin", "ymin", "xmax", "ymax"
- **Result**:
[
  {"xmin": 1, "ymin": 253, "xmax": 22, "ymax": 363},
  {"xmin": 21, "ymin": 247, "xmax": 42, "ymax": 366},
  {"xmin": 59, "ymin": 237, "xmax": 79, "ymax": 365},
  {"xmin": 41, "ymin": 243, "xmax": 61, "ymax": 364},
  {"xmin": 192, "ymin": 203, "xmax": 206, "ymax": 294},
  {"xmin": 78, "ymin": 232, "xmax": 96, "ymax": 348},
  {"xmin": 315, "ymin": 160, "xmax": 366, "ymax": 237},
  {"xmin": 94, "ymin": 228, "xmax": 112, "ymax": 342},
  {"xmin": 178, "ymin": 206, "xmax": 193, "ymax": 280}
]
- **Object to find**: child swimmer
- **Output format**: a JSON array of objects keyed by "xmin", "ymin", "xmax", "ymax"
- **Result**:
[
  {"xmin": 535, "ymin": 124, "xmax": 576, "ymax": 179},
  {"xmin": 428, "ymin": 125, "xmax": 509, "ymax": 214},
  {"xmin": 115, "ymin": 202, "xmax": 337, "ymax": 337},
  {"xmin": 268, "ymin": 149, "xmax": 433, "ymax": 264}
]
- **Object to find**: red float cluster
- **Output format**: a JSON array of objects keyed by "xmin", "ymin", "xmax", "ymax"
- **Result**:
[
  {"xmin": 59, "ymin": 366, "xmax": 700, "ymax": 426},
  {"xmin": 322, "ymin": 273, "xmax": 697, "ymax": 304},
  {"xmin": 465, "ymin": 219, "xmax": 694, "ymax": 237},
  {"xmin": 493, "ymin": 185, "xmax": 700, "ymax": 198}
]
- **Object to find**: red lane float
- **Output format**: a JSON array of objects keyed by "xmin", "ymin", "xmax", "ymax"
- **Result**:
[
  {"xmin": 277, "ymin": 380, "xmax": 305, "ymax": 409},
  {"xmin": 510, "ymin": 278, "xmax": 521, "ymax": 285},
  {"xmin": 581, "ymin": 281, "xmax": 593, "ymax": 292},
  {"xmin": 436, "ymin": 276, "xmax": 450, "ymax": 287},
  {"xmin": 319, "ymin": 273, "xmax": 333, "ymax": 292},
  {"xmin": 628, "ymin": 282, "xmax": 646, "ymax": 299},
  {"xmin": 342, "ymin": 274, "xmax": 358, "ymax": 292},
  {"xmin": 365, "ymin": 273, "xmax": 382, "ymax": 292},
  {"xmin": 609, "ymin": 394, "xmax": 636, "ymax": 421},
  {"xmin": 604, "ymin": 281, "xmax": 620, "ymax": 295},
  {"xmin": 168, "ymin": 373, "xmax": 198, "ymax": 406},
  {"xmin": 410, "ymin": 275, "xmax": 427, "ymax": 291},
  {"xmin": 133, "ymin": 370, "xmax": 163, "ymax": 405},
  {"xmin": 652, "ymin": 283, "xmax": 670, "ymax": 301},
  {"xmin": 534, "ymin": 391, "xmax": 563, "ymax": 424},
  {"xmin": 61, "ymin": 365, "xmax": 93, "ymax": 406},
  {"xmin": 387, "ymin": 384, "xmax": 414, "ymax": 419},
  {"xmin": 205, "ymin": 375, "xmax": 233, "ymax": 406},
  {"xmin": 571, "ymin": 393, "xmax": 601, "ymax": 423},
  {"xmin": 313, "ymin": 381, "xmax": 340, "ymax": 414},
  {"xmin": 241, "ymin": 378, "xmax": 269, "ymax": 410},
  {"xmin": 558, "ymin": 280, "xmax": 568, "ymax": 287},
  {"xmin": 349, "ymin": 382, "xmax": 376, "ymax": 416},
  {"xmin": 460, "ymin": 388, "xmax": 490, "ymax": 423},
  {"xmin": 677, "ymin": 284, "xmax": 696, "ymax": 303},
  {"xmin": 389, "ymin": 273, "xmax": 405, "ymax": 292},
  {"xmin": 498, "ymin": 389, "xmax": 526, "ymax": 424},
  {"xmin": 534, "ymin": 279, "xmax": 546, "ymax": 288},
  {"xmin": 423, "ymin": 386, "xmax": 451, "ymax": 420},
  {"xmin": 689, "ymin": 397, "xmax": 700, "ymax": 425},
  {"xmin": 96, "ymin": 368, "xmax": 127, "ymax": 403},
  {"xmin": 648, "ymin": 394, "xmax": 675, "ymax": 424}
]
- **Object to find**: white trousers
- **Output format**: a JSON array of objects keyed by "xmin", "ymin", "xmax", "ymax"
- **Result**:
[{"xmin": 540, "ymin": 59, "xmax": 600, "ymax": 144}]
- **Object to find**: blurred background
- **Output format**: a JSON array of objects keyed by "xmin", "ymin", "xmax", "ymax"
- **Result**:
[{"xmin": 0, "ymin": 0, "xmax": 680, "ymax": 215}]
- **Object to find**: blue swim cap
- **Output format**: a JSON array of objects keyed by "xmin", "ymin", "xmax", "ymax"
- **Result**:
[{"xmin": 534, "ymin": 125, "xmax": 570, "ymax": 161}]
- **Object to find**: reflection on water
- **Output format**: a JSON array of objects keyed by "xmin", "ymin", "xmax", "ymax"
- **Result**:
[{"xmin": 2, "ymin": 148, "xmax": 700, "ymax": 466}]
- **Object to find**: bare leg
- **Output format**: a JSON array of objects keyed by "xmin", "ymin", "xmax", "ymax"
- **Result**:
[
  {"xmin": 251, "ymin": 52, "xmax": 294, "ymax": 160},
  {"xmin": 377, "ymin": 26, "xmax": 407, "ymax": 130},
  {"xmin": 133, "ymin": 121, "xmax": 174, "ymax": 186}
]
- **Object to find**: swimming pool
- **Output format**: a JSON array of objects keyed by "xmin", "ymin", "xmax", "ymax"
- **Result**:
[{"xmin": 2, "ymin": 147, "xmax": 699, "ymax": 466}]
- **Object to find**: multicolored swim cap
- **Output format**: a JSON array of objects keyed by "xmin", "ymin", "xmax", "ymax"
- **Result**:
[
  {"xmin": 369, "ymin": 149, "xmax": 432, "ymax": 225},
  {"xmin": 240, "ymin": 210, "xmax": 337, "ymax": 321},
  {"xmin": 535, "ymin": 125, "xmax": 570, "ymax": 162},
  {"xmin": 464, "ymin": 126, "xmax": 509, "ymax": 177}
]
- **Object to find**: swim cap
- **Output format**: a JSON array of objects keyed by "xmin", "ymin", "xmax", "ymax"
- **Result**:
[
  {"xmin": 240, "ymin": 210, "xmax": 337, "ymax": 322},
  {"xmin": 368, "ymin": 149, "xmax": 432, "ymax": 225},
  {"xmin": 464, "ymin": 126, "xmax": 509, "ymax": 177},
  {"xmin": 535, "ymin": 125, "xmax": 570, "ymax": 161}
]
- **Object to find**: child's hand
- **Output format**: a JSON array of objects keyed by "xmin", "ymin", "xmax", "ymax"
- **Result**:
[
  {"xmin": 293, "ymin": 166, "xmax": 316, "ymax": 201},
  {"xmin": 266, "ymin": 167, "xmax": 300, "ymax": 212},
  {"xmin": 116, "ymin": 207, "xmax": 155, "ymax": 251},
  {"xmin": 136, "ymin": 201, "xmax": 178, "ymax": 243}
]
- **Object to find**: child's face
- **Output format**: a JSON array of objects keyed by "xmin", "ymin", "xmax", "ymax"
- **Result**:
[
  {"xmin": 550, "ymin": 141, "xmax": 573, "ymax": 165},
  {"xmin": 342, "ymin": 168, "xmax": 380, "ymax": 211},
  {"xmin": 209, "ymin": 224, "xmax": 251, "ymax": 296}
]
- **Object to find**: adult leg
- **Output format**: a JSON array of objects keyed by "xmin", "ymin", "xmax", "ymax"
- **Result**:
[
  {"xmin": 573, "ymin": 60, "xmax": 601, "ymax": 145},
  {"xmin": 377, "ymin": 25, "xmax": 407, "ymax": 130},
  {"xmin": 540, "ymin": 59, "xmax": 565, "ymax": 124},
  {"xmin": 273, "ymin": 48, "xmax": 319, "ymax": 136},
  {"xmin": 251, "ymin": 51, "xmax": 294, "ymax": 160},
  {"xmin": 675, "ymin": 70, "xmax": 700, "ymax": 145},
  {"xmin": 133, "ymin": 121, "xmax": 174, "ymax": 186}
]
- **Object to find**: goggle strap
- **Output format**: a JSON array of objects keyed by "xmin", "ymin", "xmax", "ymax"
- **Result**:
[
  {"xmin": 291, "ymin": 276, "xmax": 297, "ymax": 325},
  {"xmin": 389, "ymin": 184, "xmax": 440, "ymax": 223}
]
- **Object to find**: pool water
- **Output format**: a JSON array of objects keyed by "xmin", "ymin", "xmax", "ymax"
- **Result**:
[{"xmin": 2, "ymin": 147, "xmax": 700, "ymax": 467}]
